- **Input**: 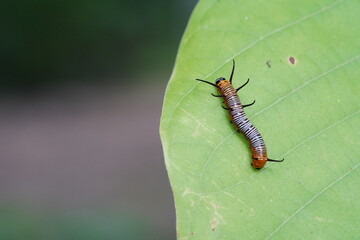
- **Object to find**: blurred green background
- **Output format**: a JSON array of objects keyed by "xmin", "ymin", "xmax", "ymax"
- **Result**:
[{"xmin": 0, "ymin": 0, "xmax": 196, "ymax": 239}]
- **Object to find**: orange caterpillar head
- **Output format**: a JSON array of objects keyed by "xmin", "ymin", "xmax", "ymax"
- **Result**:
[
  {"xmin": 252, "ymin": 155, "xmax": 284, "ymax": 169},
  {"xmin": 252, "ymin": 156, "xmax": 267, "ymax": 169},
  {"xmin": 215, "ymin": 77, "xmax": 228, "ymax": 87}
]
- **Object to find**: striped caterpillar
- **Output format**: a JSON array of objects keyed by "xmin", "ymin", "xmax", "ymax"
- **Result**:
[{"xmin": 196, "ymin": 60, "xmax": 283, "ymax": 168}]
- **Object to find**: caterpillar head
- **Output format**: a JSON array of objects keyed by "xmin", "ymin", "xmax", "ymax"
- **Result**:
[
  {"xmin": 252, "ymin": 156, "xmax": 267, "ymax": 169},
  {"xmin": 215, "ymin": 77, "xmax": 226, "ymax": 85}
]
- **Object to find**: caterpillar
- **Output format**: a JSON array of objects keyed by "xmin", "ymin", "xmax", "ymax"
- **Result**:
[{"xmin": 196, "ymin": 60, "xmax": 283, "ymax": 169}]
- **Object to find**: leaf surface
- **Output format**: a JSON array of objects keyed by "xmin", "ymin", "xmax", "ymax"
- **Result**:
[{"xmin": 160, "ymin": 0, "xmax": 360, "ymax": 239}]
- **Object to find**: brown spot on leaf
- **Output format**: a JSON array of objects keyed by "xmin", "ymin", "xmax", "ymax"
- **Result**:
[
  {"xmin": 210, "ymin": 220, "xmax": 218, "ymax": 231},
  {"xmin": 289, "ymin": 56, "xmax": 296, "ymax": 65}
]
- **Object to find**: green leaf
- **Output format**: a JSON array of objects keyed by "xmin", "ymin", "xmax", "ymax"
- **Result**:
[{"xmin": 160, "ymin": 0, "xmax": 360, "ymax": 239}]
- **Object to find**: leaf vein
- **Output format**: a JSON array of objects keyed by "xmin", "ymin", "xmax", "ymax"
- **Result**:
[
  {"xmin": 265, "ymin": 162, "xmax": 360, "ymax": 239},
  {"xmin": 199, "ymin": 55, "xmax": 359, "ymax": 179},
  {"xmin": 251, "ymin": 54, "xmax": 360, "ymax": 120},
  {"xmin": 165, "ymin": 0, "xmax": 346, "ymax": 130},
  {"xmin": 281, "ymin": 109, "xmax": 360, "ymax": 158},
  {"xmin": 205, "ymin": 109, "xmax": 360, "ymax": 195}
]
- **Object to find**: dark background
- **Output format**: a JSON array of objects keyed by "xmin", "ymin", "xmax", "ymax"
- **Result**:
[{"xmin": 0, "ymin": 0, "xmax": 196, "ymax": 239}]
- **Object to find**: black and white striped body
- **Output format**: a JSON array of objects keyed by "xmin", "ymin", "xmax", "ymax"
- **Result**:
[
  {"xmin": 219, "ymin": 81, "xmax": 267, "ymax": 162},
  {"xmin": 195, "ymin": 60, "xmax": 283, "ymax": 168}
]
